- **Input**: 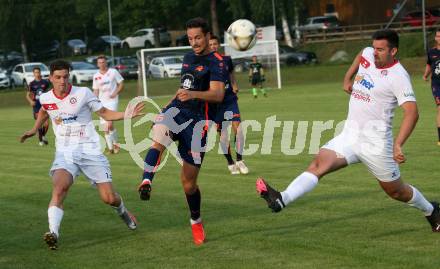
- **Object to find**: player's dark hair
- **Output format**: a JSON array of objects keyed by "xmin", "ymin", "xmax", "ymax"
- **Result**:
[
  {"xmin": 186, "ymin": 17, "xmax": 210, "ymax": 34},
  {"xmin": 97, "ymin": 54, "xmax": 107, "ymax": 61},
  {"xmin": 210, "ymin": 34, "xmax": 219, "ymax": 41},
  {"xmin": 49, "ymin": 59, "xmax": 72, "ymax": 75},
  {"xmin": 372, "ymin": 29, "xmax": 399, "ymax": 49},
  {"xmin": 33, "ymin": 67, "xmax": 41, "ymax": 72}
]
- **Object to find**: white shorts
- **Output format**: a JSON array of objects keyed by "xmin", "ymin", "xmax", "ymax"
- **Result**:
[
  {"xmin": 100, "ymin": 101, "xmax": 119, "ymax": 124},
  {"xmin": 49, "ymin": 151, "xmax": 112, "ymax": 185},
  {"xmin": 321, "ymin": 131, "xmax": 400, "ymax": 182}
]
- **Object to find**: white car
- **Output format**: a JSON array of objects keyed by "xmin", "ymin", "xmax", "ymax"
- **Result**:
[
  {"xmin": 147, "ymin": 56, "xmax": 183, "ymax": 78},
  {"xmin": 121, "ymin": 28, "xmax": 171, "ymax": 49},
  {"xmin": 70, "ymin": 61, "xmax": 98, "ymax": 84},
  {"xmin": 0, "ymin": 69, "xmax": 10, "ymax": 88},
  {"xmin": 10, "ymin": 63, "xmax": 49, "ymax": 88}
]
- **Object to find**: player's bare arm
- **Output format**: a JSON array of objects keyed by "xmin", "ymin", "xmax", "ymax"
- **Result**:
[
  {"xmin": 20, "ymin": 109, "xmax": 49, "ymax": 142},
  {"xmin": 393, "ymin": 101, "xmax": 419, "ymax": 164},
  {"xmin": 230, "ymin": 73, "xmax": 239, "ymax": 93},
  {"xmin": 25, "ymin": 91, "xmax": 35, "ymax": 107},
  {"xmin": 343, "ymin": 52, "xmax": 362, "ymax": 94},
  {"xmin": 423, "ymin": 64, "xmax": 431, "ymax": 81},
  {"xmin": 96, "ymin": 102, "xmax": 145, "ymax": 121},
  {"xmin": 110, "ymin": 81, "xmax": 124, "ymax": 98},
  {"xmin": 176, "ymin": 81, "xmax": 225, "ymax": 102}
]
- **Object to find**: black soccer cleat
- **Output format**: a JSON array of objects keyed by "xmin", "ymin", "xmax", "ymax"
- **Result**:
[
  {"xmin": 138, "ymin": 179, "xmax": 152, "ymax": 201},
  {"xmin": 426, "ymin": 201, "xmax": 440, "ymax": 232},
  {"xmin": 256, "ymin": 178, "xmax": 285, "ymax": 213},
  {"xmin": 43, "ymin": 232, "xmax": 58, "ymax": 250}
]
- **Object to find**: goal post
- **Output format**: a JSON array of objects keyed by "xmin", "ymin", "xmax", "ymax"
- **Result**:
[{"xmin": 138, "ymin": 40, "xmax": 281, "ymax": 98}]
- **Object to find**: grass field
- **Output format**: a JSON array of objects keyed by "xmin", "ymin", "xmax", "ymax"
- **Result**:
[{"xmin": 1, "ymin": 62, "xmax": 440, "ymax": 269}]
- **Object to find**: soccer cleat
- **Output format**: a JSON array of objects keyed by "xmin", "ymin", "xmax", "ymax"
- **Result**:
[
  {"xmin": 42, "ymin": 136, "xmax": 49, "ymax": 145},
  {"xmin": 43, "ymin": 232, "xmax": 58, "ymax": 250},
  {"xmin": 191, "ymin": 222, "xmax": 206, "ymax": 245},
  {"xmin": 437, "ymin": 141, "xmax": 440, "ymax": 146},
  {"xmin": 138, "ymin": 179, "xmax": 152, "ymax": 201},
  {"xmin": 256, "ymin": 178, "xmax": 285, "ymax": 213},
  {"xmin": 228, "ymin": 164, "xmax": 240, "ymax": 175},
  {"xmin": 39, "ymin": 141, "xmax": 44, "ymax": 146},
  {"xmin": 426, "ymin": 201, "xmax": 440, "ymax": 232},
  {"xmin": 120, "ymin": 210, "xmax": 137, "ymax": 230},
  {"xmin": 236, "ymin": 160, "xmax": 249, "ymax": 174}
]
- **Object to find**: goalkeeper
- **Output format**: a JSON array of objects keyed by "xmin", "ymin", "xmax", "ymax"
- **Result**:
[{"xmin": 249, "ymin": 55, "xmax": 267, "ymax": 98}]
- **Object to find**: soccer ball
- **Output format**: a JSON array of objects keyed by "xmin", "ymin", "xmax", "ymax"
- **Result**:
[{"xmin": 226, "ymin": 19, "xmax": 257, "ymax": 51}]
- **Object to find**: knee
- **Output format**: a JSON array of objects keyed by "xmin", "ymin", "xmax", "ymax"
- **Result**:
[
  {"xmin": 182, "ymin": 181, "xmax": 197, "ymax": 194},
  {"xmin": 384, "ymin": 186, "xmax": 406, "ymax": 201},
  {"xmin": 101, "ymin": 193, "xmax": 118, "ymax": 205},
  {"xmin": 306, "ymin": 160, "xmax": 321, "ymax": 176}
]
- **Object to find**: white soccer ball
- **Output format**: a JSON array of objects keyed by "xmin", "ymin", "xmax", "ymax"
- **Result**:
[{"xmin": 227, "ymin": 19, "xmax": 257, "ymax": 51}]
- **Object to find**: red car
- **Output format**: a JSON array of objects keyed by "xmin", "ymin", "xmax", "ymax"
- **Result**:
[{"xmin": 402, "ymin": 10, "xmax": 440, "ymax": 26}]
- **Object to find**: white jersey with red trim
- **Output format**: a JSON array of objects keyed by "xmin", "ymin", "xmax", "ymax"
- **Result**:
[
  {"xmin": 39, "ymin": 85, "xmax": 103, "ymax": 153},
  {"xmin": 92, "ymin": 68, "xmax": 123, "ymax": 104},
  {"xmin": 345, "ymin": 47, "xmax": 416, "ymax": 140}
]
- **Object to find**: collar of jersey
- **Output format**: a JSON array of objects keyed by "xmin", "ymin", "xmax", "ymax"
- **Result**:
[{"xmin": 52, "ymin": 84, "xmax": 72, "ymax": 100}]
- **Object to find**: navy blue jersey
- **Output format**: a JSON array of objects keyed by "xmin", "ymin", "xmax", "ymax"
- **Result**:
[
  {"xmin": 222, "ymin": 56, "xmax": 237, "ymax": 103},
  {"xmin": 170, "ymin": 51, "xmax": 225, "ymax": 115},
  {"xmin": 427, "ymin": 48, "xmax": 440, "ymax": 83},
  {"xmin": 28, "ymin": 79, "xmax": 50, "ymax": 101}
]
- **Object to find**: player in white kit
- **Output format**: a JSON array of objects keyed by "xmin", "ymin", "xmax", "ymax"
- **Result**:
[
  {"xmin": 93, "ymin": 55, "xmax": 124, "ymax": 154},
  {"xmin": 256, "ymin": 29, "xmax": 440, "ymax": 232},
  {"xmin": 20, "ymin": 60, "xmax": 144, "ymax": 250}
]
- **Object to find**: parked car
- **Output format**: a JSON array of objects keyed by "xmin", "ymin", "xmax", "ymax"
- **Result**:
[
  {"xmin": 147, "ymin": 56, "xmax": 183, "ymax": 78},
  {"xmin": 121, "ymin": 28, "xmax": 172, "ymax": 49},
  {"xmin": 70, "ymin": 61, "xmax": 98, "ymax": 84},
  {"xmin": 10, "ymin": 62, "xmax": 49, "ymax": 88},
  {"xmin": 278, "ymin": 45, "xmax": 318, "ymax": 65},
  {"xmin": 175, "ymin": 34, "xmax": 190, "ymax": 46},
  {"xmin": 85, "ymin": 55, "xmax": 114, "ymax": 67},
  {"xmin": 31, "ymin": 40, "xmax": 60, "ymax": 61},
  {"xmin": 296, "ymin": 16, "xmax": 341, "ymax": 32},
  {"xmin": 109, "ymin": 56, "xmax": 138, "ymax": 79},
  {"xmin": 402, "ymin": 10, "xmax": 440, "ymax": 27},
  {"xmin": 0, "ymin": 68, "xmax": 10, "ymax": 89},
  {"xmin": 63, "ymin": 39, "xmax": 87, "ymax": 56},
  {"xmin": 88, "ymin": 35, "xmax": 122, "ymax": 54}
]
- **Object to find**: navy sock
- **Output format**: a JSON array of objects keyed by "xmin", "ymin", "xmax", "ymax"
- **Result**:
[
  {"xmin": 142, "ymin": 148, "xmax": 161, "ymax": 182},
  {"xmin": 185, "ymin": 188, "xmax": 201, "ymax": 220},
  {"xmin": 224, "ymin": 146, "xmax": 234, "ymax": 165},
  {"xmin": 438, "ymin": 127, "xmax": 440, "ymax": 141},
  {"xmin": 38, "ymin": 128, "xmax": 44, "ymax": 141}
]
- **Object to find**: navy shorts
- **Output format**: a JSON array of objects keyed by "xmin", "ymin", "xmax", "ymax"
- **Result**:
[
  {"xmin": 32, "ymin": 101, "xmax": 42, "ymax": 119},
  {"xmin": 155, "ymin": 105, "xmax": 207, "ymax": 167},
  {"xmin": 251, "ymin": 74, "xmax": 262, "ymax": 86},
  {"xmin": 432, "ymin": 82, "xmax": 440, "ymax": 106},
  {"xmin": 214, "ymin": 99, "xmax": 241, "ymax": 130}
]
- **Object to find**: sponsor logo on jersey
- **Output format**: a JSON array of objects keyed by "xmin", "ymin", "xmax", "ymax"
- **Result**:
[
  {"xmin": 360, "ymin": 56, "xmax": 370, "ymax": 68},
  {"xmin": 69, "ymin": 97, "xmax": 77, "ymax": 104},
  {"xmin": 404, "ymin": 92, "xmax": 415, "ymax": 98},
  {"xmin": 351, "ymin": 89, "xmax": 371, "ymax": 103},
  {"xmin": 62, "ymin": 115, "xmax": 78, "ymax": 124},
  {"xmin": 354, "ymin": 74, "xmax": 374, "ymax": 90},
  {"xmin": 42, "ymin": 103, "xmax": 58, "ymax": 110}
]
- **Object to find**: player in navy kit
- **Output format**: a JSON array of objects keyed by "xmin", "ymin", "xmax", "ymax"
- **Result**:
[
  {"xmin": 423, "ymin": 28, "xmax": 440, "ymax": 145},
  {"xmin": 137, "ymin": 18, "xmax": 225, "ymax": 245},
  {"xmin": 26, "ymin": 67, "xmax": 50, "ymax": 146},
  {"xmin": 208, "ymin": 35, "xmax": 249, "ymax": 175}
]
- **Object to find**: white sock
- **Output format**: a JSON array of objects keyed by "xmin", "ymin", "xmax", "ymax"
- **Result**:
[
  {"xmin": 281, "ymin": 171, "xmax": 319, "ymax": 205},
  {"xmin": 190, "ymin": 217, "xmax": 202, "ymax": 225},
  {"xmin": 112, "ymin": 195, "xmax": 126, "ymax": 216},
  {"xmin": 408, "ymin": 185, "xmax": 434, "ymax": 216},
  {"xmin": 110, "ymin": 129, "xmax": 118, "ymax": 145},
  {"xmin": 48, "ymin": 206, "xmax": 64, "ymax": 237},
  {"xmin": 104, "ymin": 133, "xmax": 113, "ymax": 150}
]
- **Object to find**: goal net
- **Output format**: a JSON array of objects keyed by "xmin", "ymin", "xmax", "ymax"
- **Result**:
[{"xmin": 137, "ymin": 40, "xmax": 281, "ymax": 98}]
